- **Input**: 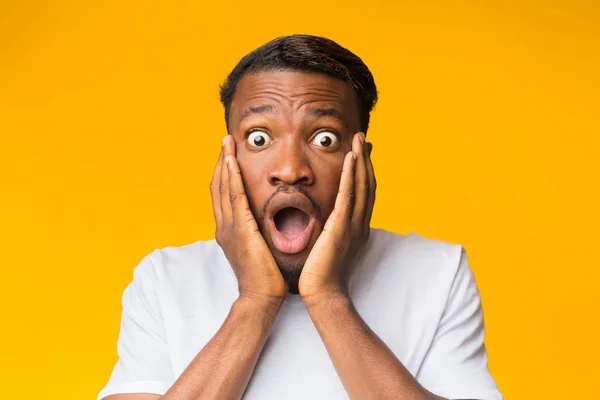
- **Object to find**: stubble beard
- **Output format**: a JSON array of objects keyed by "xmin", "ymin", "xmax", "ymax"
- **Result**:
[
  {"xmin": 276, "ymin": 258, "xmax": 305, "ymax": 295},
  {"xmin": 251, "ymin": 185, "xmax": 326, "ymax": 295}
]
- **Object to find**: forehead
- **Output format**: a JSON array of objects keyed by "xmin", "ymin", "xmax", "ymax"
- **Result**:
[{"xmin": 230, "ymin": 70, "xmax": 359, "ymax": 122}]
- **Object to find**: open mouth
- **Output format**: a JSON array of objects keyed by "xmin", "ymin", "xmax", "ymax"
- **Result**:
[
  {"xmin": 269, "ymin": 206, "xmax": 315, "ymax": 255},
  {"xmin": 274, "ymin": 207, "xmax": 311, "ymax": 237}
]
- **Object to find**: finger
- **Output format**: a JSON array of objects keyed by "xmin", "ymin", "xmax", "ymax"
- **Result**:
[
  {"xmin": 351, "ymin": 132, "xmax": 368, "ymax": 232},
  {"xmin": 226, "ymin": 151, "xmax": 257, "ymax": 231},
  {"xmin": 210, "ymin": 145, "xmax": 224, "ymax": 231},
  {"xmin": 324, "ymin": 150, "xmax": 356, "ymax": 232},
  {"xmin": 220, "ymin": 136, "xmax": 233, "ymax": 227},
  {"xmin": 363, "ymin": 142, "xmax": 376, "ymax": 234}
]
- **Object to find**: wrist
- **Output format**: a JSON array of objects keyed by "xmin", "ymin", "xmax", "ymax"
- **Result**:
[
  {"xmin": 302, "ymin": 289, "xmax": 351, "ymax": 313},
  {"xmin": 304, "ymin": 292, "xmax": 359, "ymax": 338},
  {"xmin": 236, "ymin": 292, "xmax": 284, "ymax": 319}
]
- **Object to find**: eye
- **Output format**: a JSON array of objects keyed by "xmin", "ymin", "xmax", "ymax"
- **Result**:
[
  {"xmin": 247, "ymin": 130, "xmax": 273, "ymax": 147},
  {"xmin": 311, "ymin": 131, "xmax": 339, "ymax": 148}
]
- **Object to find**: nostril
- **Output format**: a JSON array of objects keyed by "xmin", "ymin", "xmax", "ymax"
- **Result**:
[
  {"xmin": 268, "ymin": 164, "xmax": 314, "ymax": 186},
  {"xmin": 269, "ymin": 175, "xmax": 309, "ymax": 186}
]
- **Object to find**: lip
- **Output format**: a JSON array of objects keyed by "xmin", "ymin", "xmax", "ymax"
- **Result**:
[{"xmin": 266, "ymin": 192, "xmax": 317, "ymax": 255}]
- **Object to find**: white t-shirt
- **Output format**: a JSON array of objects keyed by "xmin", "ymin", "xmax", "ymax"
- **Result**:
[{"xmin": 98, "ymin": 228, "xmax": 502, "ymax": 399}]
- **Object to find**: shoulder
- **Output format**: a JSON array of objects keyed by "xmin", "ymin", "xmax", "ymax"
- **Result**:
[
  {"xmin": 132, "ymin": 239, "xmax": 232, "ymax": 290},
  {"xmin": 366, "ymin": 228, "xmax": 463, "ymax": 274},
  {"xmin": 352, "ymin": 228, "xmax": 468, "ymax": 301},
  {"xmin": 152, "ymin": 239, "xmax": 224, "ymax": 269}
]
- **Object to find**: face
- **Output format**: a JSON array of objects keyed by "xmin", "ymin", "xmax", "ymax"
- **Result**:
[{"xmin": 228, "ymin": 70, "xmax": 362, "ymax": 292}]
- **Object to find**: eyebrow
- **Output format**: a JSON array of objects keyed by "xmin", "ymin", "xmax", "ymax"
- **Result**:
[
  {"xmin": 239, "ymin": 105, "xmax": 346, "ymax": 125},
  {"xmin": 240, "ymin": 105, "xmax": 274, "ymax": 121},
  {"xmin": 307, "ymin": 107, "xmax": 346, "ymax": 124}
]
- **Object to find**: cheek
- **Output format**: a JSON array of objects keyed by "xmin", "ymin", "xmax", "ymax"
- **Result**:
[
  {"xmin": 236, "ymin": 151, "xmax": 269, "ymax": 212},
  {"xmin": 313, "ymin": 155, "xmax": 345, "ymax": 214},
  {"xmin": 237, "ymin": 148, "xmax": 267, "ymax": 182}
]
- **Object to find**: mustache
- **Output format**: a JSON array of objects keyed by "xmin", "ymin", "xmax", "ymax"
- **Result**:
[{"xmin": 257, "ymin": 185, "xmax": 323, "ymax": 226}]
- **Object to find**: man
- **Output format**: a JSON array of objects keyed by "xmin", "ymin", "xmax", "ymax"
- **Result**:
[{"xmin": 99, "ymin": 35, "xmax": 502, "ymax": 400}]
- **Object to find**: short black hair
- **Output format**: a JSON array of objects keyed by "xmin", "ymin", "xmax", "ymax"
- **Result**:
[{"xmin": 219, "ymin": 34, "xmax": 378, "ymax": 133}]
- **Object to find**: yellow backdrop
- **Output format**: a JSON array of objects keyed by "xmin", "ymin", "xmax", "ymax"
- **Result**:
[{"xmin": 1, "ymin": 1, "xmax": 598, "ymax": 399}]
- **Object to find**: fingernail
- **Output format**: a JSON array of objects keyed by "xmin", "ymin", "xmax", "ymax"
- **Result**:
[
  {"xmin": 222, "ymin": 136, "xmax": 228, "ymax": 147},
  {"xmin": 225, "ymin": 155, "xmax": 230, "ymax": 165},
  {"xmin": 359, "ymin": 132, "xmax": 366, "ymax": 144},
  {"xmin": 352, "ymin": 152, "xmax": 357, "ymax": 160}
]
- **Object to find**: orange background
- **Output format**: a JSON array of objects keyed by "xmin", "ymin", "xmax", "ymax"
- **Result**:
[{"xmin": 1, "ymin": 1, "xmax": 598, "ymax": 399}]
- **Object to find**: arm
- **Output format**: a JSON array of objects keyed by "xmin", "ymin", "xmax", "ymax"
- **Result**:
[
  {"xmin": 104, "ymin": 297, "xmax": 280, "ymax": 400},
  {"xmin": 299, "ymin": 133, "xmax": 445, "ymax": 399},
  {"xmin": 163, "ymin": 297, "xmax": 280, "ymax": 400},
  {"xmin": 161, "ymin": 138, "xmax": 287, "ymax": 400},
  {"xmin": 101, "ymin": 137, "xmax": 287, "ymax": 400},
  {"xmin": 307, "ymin": 294, "xmax": 445, "ymax": 400},
  {"xmin": 299, "ymin": 133, "xmax": 499, "ymax": 399}
]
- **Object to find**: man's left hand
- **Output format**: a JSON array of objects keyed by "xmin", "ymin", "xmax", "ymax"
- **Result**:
[{"xmin": 298, "ymin": 132, "xmax": 376, "ymax": 307}]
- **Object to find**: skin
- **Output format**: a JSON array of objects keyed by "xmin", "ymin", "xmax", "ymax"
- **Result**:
[
  {"xmin": 231, "ymin": 70, "xmax": 360, "ymax": 294},
  {"xmin": 104, "ymin": 71, "xmax": 452, "ymax": 400}
]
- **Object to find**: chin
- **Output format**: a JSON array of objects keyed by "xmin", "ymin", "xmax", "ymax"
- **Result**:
[
  {"xmin": 274, "ymin": 255, "xmax": 307, "ymax": 295},
  {"xmin": 254, "ymin": 188, "xmax": 326, "ymax": 293},
  {"xmin": 262, "ymin": 219, "xmax": 321, "ymax": 294}
]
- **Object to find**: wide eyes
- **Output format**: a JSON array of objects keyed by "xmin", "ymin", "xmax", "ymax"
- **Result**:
[
  {"xmin": 245, "ymin": 130, "xmax": 339, "ymax": 148},
  {"xmin": 311, "ymin": 131, "xmax": 339, "ymax": 148},
  {"xmin": 247, "ymin": 130, "xmax": 273, "ymax": 147}
]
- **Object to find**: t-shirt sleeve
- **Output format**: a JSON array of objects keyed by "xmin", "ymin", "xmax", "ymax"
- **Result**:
[
  {"xmin": 98, "ymin": 251, "xmax": 174, "ymax": 400},
  {"xmin": 417, "ymin": 247, "xmax": 503, "ymax": 400}
]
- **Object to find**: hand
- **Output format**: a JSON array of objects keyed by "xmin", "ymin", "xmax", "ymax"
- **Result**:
[
  {"xmin": 298, "ymin": 132, "xmax": 376, "ymax": 306},
  {"xmin": 211, "ymin": 136, "xmax": 287, "ymax": 309}
]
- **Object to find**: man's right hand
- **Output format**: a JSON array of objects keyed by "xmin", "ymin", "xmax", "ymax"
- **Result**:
[{"xmin": 211, "ymin": 136, "xmax": 287, "ymax": 310}]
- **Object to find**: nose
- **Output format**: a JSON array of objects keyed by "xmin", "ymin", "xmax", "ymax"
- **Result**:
[{"xmin": 268, "ymin": 140, "xmax": 315, "ymax": 186}]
